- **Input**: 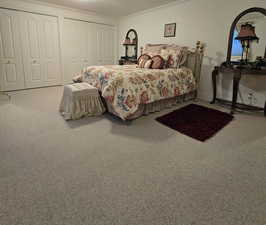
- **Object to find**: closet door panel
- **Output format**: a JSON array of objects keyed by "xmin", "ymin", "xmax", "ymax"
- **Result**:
[
  {"xmin": 28, "ymin": 19, "xmax": 40, "ymax": 58},
  {"xmin": 44, "ymin": 21, "xmax": 56, "ymax": 59},
  {"xmin": 87, "ymin": 23, "xmax": 97, "ymax": 66},
  {"xmin": 4, "ymin": 63, "xmax": 17, "ymax": 82},
  {"xmin": 31, "ymin": 63, "xmax": 42, "ymax": 81},
  {"xmin": 21, "ymin": 14, "xmax": 43, "ymax": 87},
  {"xmin": 44, "ymin": 60, "xmax": 59, "ymax": 82},
  {"xmin": 63, "ymin": 19, "xmax": 88, "ymax": 83},
  {"xmin": 104, "ymin": 28, "xmax": 115, "ymax": 65},
  {"xmin": 95, "ymin": 24, "xmax": 104, "ymax": 65},
  {"xmin": 63, "ymin": 20, "xmax": 115, "ymax": 83},
  {"xmin": 69, "ymin": 61, "xmax": 84, "ymax": 76},
  {"xmin": 1, "ymin": 15, "xmax": 15, "ymax": 58},
  {"xmin": 21, "ymin": 12, "xmax": 61, "ymax": 88},
  {"xmin": 108, "ymin": 28, "xmax": 115, "ymax": 63},
  {"xmin": 0, "ymin": 9, "xmax": 25, "ymax": 91},
  {"xmin": 95, "ymin": 24, "xmax": 115, "ymax": 65},
  {"xmin": 64, "ymin": 59, "xmax": 83, "ymax": 84},
  {"xmin": 42, "ymin": 17, "xmax": 60, "ymax": 85}
]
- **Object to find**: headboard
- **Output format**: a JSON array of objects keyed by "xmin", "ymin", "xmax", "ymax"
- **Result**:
[
  {"xmin": 140, "ymin": 41, "xmax": 205, "ymax": 86},
  {"xmin": 185, "ymin": 41, "xmax": 205, "ymax": 87}
]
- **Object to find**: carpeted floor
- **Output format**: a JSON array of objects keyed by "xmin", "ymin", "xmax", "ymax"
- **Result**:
[{"xmin": 0, "ymin": 86, "xmax": 266, "ymax": 225}]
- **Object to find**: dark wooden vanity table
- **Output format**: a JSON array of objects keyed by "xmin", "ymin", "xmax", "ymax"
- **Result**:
[
  {"xmin": 211, "ymin": 64, "xmax": 266, "ymax": 116},
  {"xmin": 210, "ymin": 7, "xmax": 266, "ymax": 117}
]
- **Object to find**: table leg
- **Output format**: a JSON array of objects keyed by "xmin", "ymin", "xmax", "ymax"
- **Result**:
[
  {"xmin": 210, "ymin": 67, "xmax": 219, "ymax": 104},
  {"xmin": 231, "ymin": 71, "xmax": 241, "ymax": 115},
  {"xmin": 264, "ymin": 102, "xmax": 266, "ymax": 117}
]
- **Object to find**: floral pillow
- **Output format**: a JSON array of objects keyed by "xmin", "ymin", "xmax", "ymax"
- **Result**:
[
  {"xmin": 151, "ymin": 55, "xmax": 165, "ymax": 69},
  {"xmin": 143, "ymin": 44, "xmax": 167, "ymax": 57},
  {"xmin": 160, "ymin": 46, "xmax": 188, "ymax": 68}
]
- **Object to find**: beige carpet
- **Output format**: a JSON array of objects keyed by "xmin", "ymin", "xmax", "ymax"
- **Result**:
[{"xmin": 0, "ymin": 86, "xmax": 266, "ymax": 225}]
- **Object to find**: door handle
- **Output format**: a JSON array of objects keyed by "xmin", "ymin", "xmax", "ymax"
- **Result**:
[
  {"xmin": 7, "ymin": 60, "xmax": 11, "ymax": 64},
  {"xmin": 33, "ymin": 60, "xmax": 37, "ymax": 63}
]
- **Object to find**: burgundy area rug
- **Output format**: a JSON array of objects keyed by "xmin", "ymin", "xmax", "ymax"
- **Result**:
[{"xmin": 156, "ymin": 104, "xmax": 234, "ymax": 142}]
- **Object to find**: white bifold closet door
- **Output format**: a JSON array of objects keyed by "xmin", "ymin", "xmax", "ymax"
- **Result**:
[
  {"xmin": 95, "ymin": 24, "xmax": 115, "ymax": 65},
  {"xmin": 0, "ymin": 9, "xmax": 25, "ymax": 91},
  {"xmin": 0, "ymin": 8, "xmax": 61, "ymax": 91},
  {"xmin": 63, "ymin": 19, "xmax": 115, "ymax": 83},
  {"xmin": 63, "ymin": 19, "xmax": 96, "ymax": 84},
  {"xmin": 20, "ymin": 12, "xmax": 61, "ymax": 89}
]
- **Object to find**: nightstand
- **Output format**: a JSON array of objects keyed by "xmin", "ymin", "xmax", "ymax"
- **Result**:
[{"xmin": 119, "ymin": 59, "xmax": 138, "ymax": 65}]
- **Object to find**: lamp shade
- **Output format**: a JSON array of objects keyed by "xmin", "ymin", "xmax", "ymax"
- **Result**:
[{"xmin": 235, "ymin": 23, "xmax": 259, "ymax": 41}]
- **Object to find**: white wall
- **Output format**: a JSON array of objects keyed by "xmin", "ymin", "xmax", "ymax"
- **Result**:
[
  {"xmin": 251, "ymin": 18, "xmax": 266, "ymax": 61},
  {"xmin": 118, "ymin": 0, "xmax": 266, "ymax": 107}
]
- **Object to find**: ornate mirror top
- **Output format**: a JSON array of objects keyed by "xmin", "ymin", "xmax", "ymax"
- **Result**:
[{"xmin": 226, "ymin": 7, "xmax": 266, "ymax": 66}]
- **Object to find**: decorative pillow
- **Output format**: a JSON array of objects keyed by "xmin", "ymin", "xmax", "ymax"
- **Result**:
[
  {"xmin": 161, "ymin": 46, "xmax": 188, "ymax": 68},
  {"xmin": 138, "ymin": 59, "xmax": 153, "ymax": 69},
  {"xmin": 144, "ymin": 59, "xmax": 153, "ymax": 69},
  {"xmin": 151, "ymin": 55, "xmax": 165, "ymax": 69},
  {"xmin": 143, "ymin": 44, "xmax": 168, "ymax": 57},
  {"xmin": 159, "ymin": 48, "xmax": 171, "ymax": 68},
  {"xmin": 138, "ymin": 59, "xmax": 148, "ymax": 68},
  {"xmin": 138, "ymin": 54, "xmax": 151, "ymax": 65}
]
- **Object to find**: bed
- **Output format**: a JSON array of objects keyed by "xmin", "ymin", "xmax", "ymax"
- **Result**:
[{"xmin": 79, "ymin": 42, "xmax": 204, "ymax": 120}]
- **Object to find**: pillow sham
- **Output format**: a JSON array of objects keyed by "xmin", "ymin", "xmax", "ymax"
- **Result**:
[
  {"xmin": 160, "ymin": 46, "xmax": 188, "ymax": 68},
  {"xmin": 143, "ymin": 44, "xmax": 168, "ymax": 57},
  {"xmin": 151, "ymin": 55, "xmax": 165, "ymax": 69}
]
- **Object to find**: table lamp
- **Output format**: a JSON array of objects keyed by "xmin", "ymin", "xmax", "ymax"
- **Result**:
[{"xmin": 235, "ymin": 23, "xmax": 259, "ymax": 64}]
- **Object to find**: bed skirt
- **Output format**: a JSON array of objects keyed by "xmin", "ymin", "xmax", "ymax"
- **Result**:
[{"xmin": 105, "ymin": 91, "xmax": 197, "ymax": 120}]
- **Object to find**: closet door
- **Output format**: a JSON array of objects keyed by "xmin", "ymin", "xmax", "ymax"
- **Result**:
[
  {"xmin": 87, "ymin": 23, "xmax": 97, "ymax": 67},
  {"xmin": 102, "ymin": 26, "xmax": 115, "ymax": 65},
  {"xmin": 95, "ymin": 24, "xmax": 104, "ymax": 65},
  {"xmin": 63, "ymin": 20, "xmax": 115, "ymax": 83},
  {"xmin": 63, "ymin": 19, "xmax": 90, "ymax": 83},
  {"xmin": 0, "ymin": 9, "xmax": 25, "ymax": 91},
  {"xmin": 20, "ymin": 12, "xmax": 61, "ymax": 88},
  {"xmin": 95, "ymin": 24, "xmax": 115, "ymax": 65}
]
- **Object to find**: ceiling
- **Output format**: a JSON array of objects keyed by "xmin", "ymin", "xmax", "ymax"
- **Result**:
[{"xmin": 33, "ymin": 0, "xmax": 177, "ymax": 17}]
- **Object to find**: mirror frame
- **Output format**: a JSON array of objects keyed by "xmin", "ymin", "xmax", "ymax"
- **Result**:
[
  {"xmin": 125, "ymin": 29, "xmax": 138, "ymax": 59},
  {"xmin": 226, "ymin": 7, "xmax": 266, "ymax": 65}
]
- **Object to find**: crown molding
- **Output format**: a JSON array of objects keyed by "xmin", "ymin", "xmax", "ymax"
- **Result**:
[
  {"xmin": 6, "ymin": 0, "xmax": 117, "ymax": 20},
  {"xmin": 120, "ymin": 0, "xmax": 191, "ymax": 19},
  {"xmin": 0, "ymin": 0, "xmax": 118, "ymax": 25}
]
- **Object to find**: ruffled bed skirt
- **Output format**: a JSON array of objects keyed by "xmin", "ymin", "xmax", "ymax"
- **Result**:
[
  {"xmin": 106, "ymin": 91, "xmax": 197, "ymax": 120},
  {"xmin": 60, "ymin": 95, "xmax": 106, "ymax": 120}
]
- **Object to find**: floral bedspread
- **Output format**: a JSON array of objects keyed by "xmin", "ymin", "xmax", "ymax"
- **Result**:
[{"xmin": 82, "ymin": 65, "xmax": 196, "ymax": 120}]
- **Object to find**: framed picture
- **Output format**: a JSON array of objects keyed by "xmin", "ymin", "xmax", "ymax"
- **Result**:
[{"xmin": 164, "ymin": 23, "xmax": 176, "ymax": 37}]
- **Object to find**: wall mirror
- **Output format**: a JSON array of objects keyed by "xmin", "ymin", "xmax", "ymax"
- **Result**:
[{"xmin": 226, "ymin": 7, "xmax": 266, "ymax": 66}]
